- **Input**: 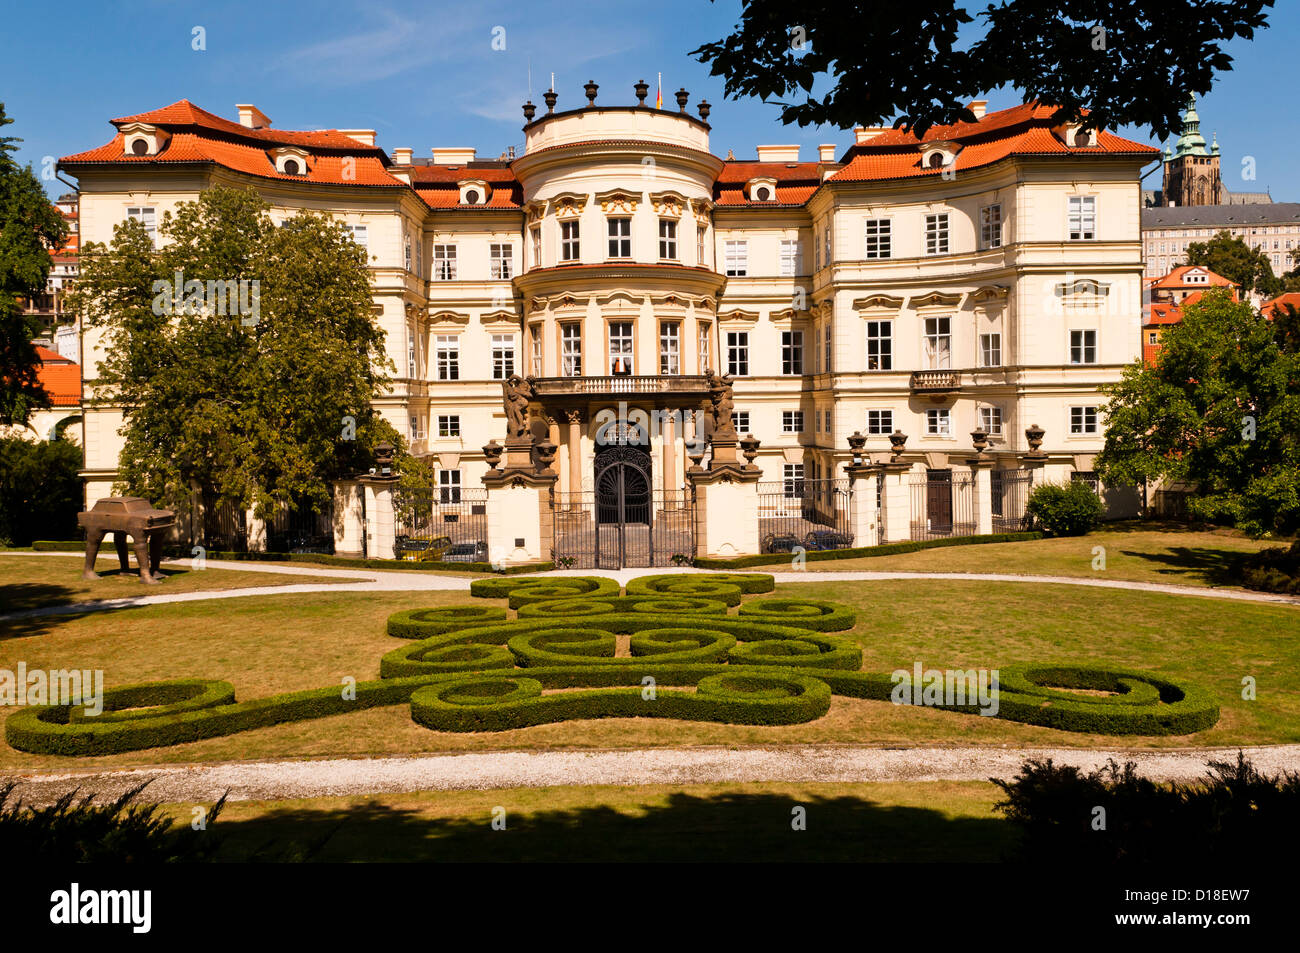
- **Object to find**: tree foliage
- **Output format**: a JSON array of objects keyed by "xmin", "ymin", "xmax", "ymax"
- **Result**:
[
  {"xmin": 1184, "ymin": 230, "xmax": 1281, "ymax": 297},
  {"xmin": 0, "ymin": 435, "xmax": 82, "ymax": 546},
  {"xmin": 692, "ymin": 1, "xmax": 1274, "ymax": 138},
  {"xmin": 0, "ymin": 102, "xmax": 69, "ymax": 426},
  {"xmin": 1096, "ymin": 289, "xmax": 1300, "ymax": 535},
  {"xmin": 69, "ymin": 186, "xmax": 397, "ymax": 518}
]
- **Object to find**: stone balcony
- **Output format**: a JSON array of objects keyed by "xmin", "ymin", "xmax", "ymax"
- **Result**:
[
  {"xmin": 909, "ymin": 370, "xmax": 962, "ymax": 395},
  {"xmin": 530, "ymin": 374, "xmax": 711, "ymax": 404}
]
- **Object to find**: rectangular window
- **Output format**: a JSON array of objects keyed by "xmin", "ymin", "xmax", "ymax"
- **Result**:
[
  {"xmin": 437, "ymin": 415, "xmax": 461, "ymax": 438},
  {"xmin": 697, "ymin": 226, "xmax": 707, "ymax": 266},
  {"xmin": 864, "ymin": 218, "xmax": 891, "ymax": 259},
  {"xmin": 926, "ymin": 408, "xmax": 952, "ymax": 436},
  {"xmin": 823, "ymin": 226, "xmax": 832, "ymax": 266},
  {"xmin": 561, "ymin": 323, "xmax": 582, "ymax": 376},
  {"xmin": 435, "ymin": 335, "xmax": 459, "ymax": 381},
  {"xmin": 410, "ymin": 415, "xmax": 421, "ymax": 439},
  {"xmin": 866, "ymin": 409, "xmax": 893, "ymax": 435},
  {"xmin": 607, "ymin": 218, "xmax": 631, "ymax": 258},
  {"xmin": 866, "ymin": 320, "xmax": 893, "ymax": 371},
  {"xmin": 609, "ymin": 321, "xmax": 633, "ymax": 374},
  {"xmin": 979, "ymin": 406, "xmax": 1003, "ymax": 435},
  {"xmin": 724, "ymin": 240, "xmax": 748, "ymax": 277},
  {"xmin": 781, "ymin": 330, "xmax": 804, "ymax": 375},
  {"xmin": 1071, "ymin": 405, "xmax": 1099, "ymax": 434},
  {"xmin": 659, "ymin": 219, "xmax": 678, "ymax": 260},
  {"xmin": 530, "ymin": 327, "xmax": 541, "ymax": 375},
  {"xmin": 343, "ymin": 224, "xmax": 368, "ymax": 248},
  {"xmin": 726, "ymin": 331, "xmax": 749, "ymax": 376},
  {"xmin": 659, "ymin": 323, "xmax": 680, "ymax": 375},
  {"xmin": 698, "ymin": 324, "xmax": 711, "ymax": 373},
  {"xmin": 925, "ymin": 213, "xmax": 950, "ymax": 255},
  {"xmin": 732, "ymin": 411, "xmax": 751, "ymax": 433},
  {"xmin": 407, "ymin": 331, "xmax": 416, "ymax": 378},
  {"xmin": 490, "ymin": 243, "xmax": 513, "ymax": 280},
  {"xmin": 438, "ymin": 469, "xmax": 462, "ymax": 505},
  {"xmin": 126, "ymin": 206, "xmax": 156, "ymax": 244},
  {"xmin": 980, "ymin": 204, "xmax": 1003, "ymax": 248},
  {"xmin": 979, "ymin": 332, "xmax": 1002, "ymax": 367},
  {"xmin": 1070, "ymin": 329, "xmax": 1098, "ymax": 364},
  {"xmin": 780, "ymin": 239, "xmax": 799, "ymax": 276},
  {"xmin": 491, "ymin": 333, "xmax": 516, "ymax": 380},
  {"xmin": 1068, "ymin": 196, "xmax": 1096, "ymax": 240},
  {"xmin": 530, "ymin": 226, "xmax": 541, "ymax": 266},
  {"xmin": 433, "ymin": 244, "xmax": 457, "ymax": 280},
  {"xmin": 824, "ymin": 325, "xmax": 832, "ymax": 373},
  {"xmin": 923, "ymin": 316, "xmax": 952, "ymax": 369},
  {"xmin": 782, "ymin": 463, "xmax": 805, "ymax": 498},
  {"xmin": 782, "ymin": 410, "xmax": 804, "ymax": 433},
  {"xmin": 404, "ymin": 235, "xmax": 412, "ymax": 272},
  {"xmin": 561, "ymin": 221, "xmax": 581, "ymax": 261}
]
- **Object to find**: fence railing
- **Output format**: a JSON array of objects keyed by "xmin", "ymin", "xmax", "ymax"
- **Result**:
[
  {"xmin": 909, "ymin": 470, "xmax": 976, "ymax": 541},
  {"xmin": 186, "ymin": 496, "xmax": 248, "ymax": 552},
  {"xmin": 267, "ymin": 502, "xmax": 335, "ymax": 554},
  {"xmin": 991, "ymin": 468, "xmax": 1034, "ymax": 533},
  {"xmin": 757, "ymin": 479, "xmax": 853, "ymax": 554},
  {"xmin": 394, "ymin": 487, "xmax": 489, "ymax": 563},
  {"xmin": 552, "ymin": 489, "xmax": 695, "ymax": 569}
]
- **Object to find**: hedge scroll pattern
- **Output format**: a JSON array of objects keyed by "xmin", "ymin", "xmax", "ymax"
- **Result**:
[{"xmin": 5, "ymin": 573, "xmax": 1219, "ymax": 754}]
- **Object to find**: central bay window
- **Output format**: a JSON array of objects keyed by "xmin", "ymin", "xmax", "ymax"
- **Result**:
[
  {"xmin": 1070, "ymin": 329, "xmax": 1098, "ymax": 364},
  {"xmin": 490, "ymin": 243, "xmax": 513, "ymax": 279},
  {"xmin": 608, "ymin": 218, "xmax": 631, "ymax": 258},
  {"xmin": 1068, "ymin": 196, "xmax": 1096, "ymax": 240},
  {"xmin": 866, "ymin": 320, "xmax": 893, "ymax": 370},
  {"xmin": 781, "ymin": 330, "xmax": 804, "ymax": 375},
  {"xmin": 726, "ymin": 330, "xmax": 749, "ymax": 376},
  {"xmin": 724, "ymin": 240, "xmax": 747, "ymax": 277},
  {"xmin": 435, "ymin": 335, "xmax": 459, "ymax": 381},
  {"xmin": 561, "ymin": 323, "xmax": 582, "ymax": 376},
  {"xmin": 491, "ymin": 333, "xmax": 516, "ymax": 379},
  {"xmin": 608, "ymin": 321, "xmax": 633, "ymax": 374},
  {"xmin": 561, "ymin": 221, "xmax": 581, "ymax": 261},
  {"xmin": 925, "ymin": 213, "xmax": 949, "ymax": 255},
  {"xmin": 926, "ymin": 408, "xmax": 952, "ymax": 436},
  {"xmin": 433, "ymin": 244, "xmax": 456, "ymax": 280},
  {"xmin": 659, "ymin": 322, "xmax": 680, "ymax": 375},
  {"xmin": 438, "ymin": 468, "xmax": 462, "ymax": 504},
  {"xmin": 923, "ymin": 316, "xmax": 952, "ymax": 369},
  {"xmin": 824, "ymin": 325, "xmax": 832, "ymax": 373},
  {"xmin": 864, "ymin": 218, "xmax": 890, "ymax": 258},
  {"xmin": 659, "ymin": 219, "xmax": 678, "ymax": 260}
]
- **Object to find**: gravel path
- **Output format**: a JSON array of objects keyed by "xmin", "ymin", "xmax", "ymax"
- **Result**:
[
  {"xmin": 4, "ymin": 744, "xmax": 1298, "ymax": 806},
  {"xmin": 1, "ymin": 553, "xmax": 1295, "ymax": 623}
]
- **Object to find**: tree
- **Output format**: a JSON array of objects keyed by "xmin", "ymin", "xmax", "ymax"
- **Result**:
[
  {"xmin": 1185, "ymin": 230, "xmax": 1280, "ymax": 297},
  {"xmin": 0, "ymin": 102, "xmax": 69, "ymax": 426},
  {"xmin": 69, "ymin": 186, "xmax": 396, "ymax": 520},
  {"xmin": 692, "ymin": 1, "xmax": 1274, "ymax": 138},
  {"xmin": 1096, "ymin": 288, "xmax": 1300, "ymax": 535},
  {"xmin": 0, "ymin": 435, "xmax": 83, "ymax": 546}
]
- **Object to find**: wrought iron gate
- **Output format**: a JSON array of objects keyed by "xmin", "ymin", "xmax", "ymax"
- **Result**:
[
  {"xmin": 992, "ymin": 468, "xmax": 1034, "ymax": 533},
  {"xmin": 757, "ymin": 478, "xmax": 854, "ymax": 554}
]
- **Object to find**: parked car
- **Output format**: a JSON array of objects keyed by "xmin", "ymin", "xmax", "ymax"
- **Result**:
[
  {"xmin": 762, "ymin": 532, "xmax": 802, "ymax": 554},
  {"xmin": 441, "ymin": 541, "xmax": 489, "ymax": 563},
  {"xmin": 803, "ymin": 530, "xmax": 853, "ymax": 551},
  {"xmin": 394, "ymin": 534, "xmax": 452, "ymax": 561}
]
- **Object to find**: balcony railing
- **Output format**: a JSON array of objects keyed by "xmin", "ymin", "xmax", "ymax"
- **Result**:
[
  {"xmin": 531, "ymin": 374, "xmax": 710, "ymax": 397},
  {"xmin": 909, "ymin": 370, "xmax": 961, "ymax": 394}
]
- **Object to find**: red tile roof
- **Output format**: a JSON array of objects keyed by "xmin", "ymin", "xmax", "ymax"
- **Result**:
[
  {"xmin": 1149, "ymin": 265, "xmax": 1236, "ymax": 291},
  {"xmin": 1260, "ymin": 292, "xmax": 1300, "ymax": 316},
  {"xmin": 410, "ymin": 165, "xmax": 522, "ymax": 209},
  {"xmin": 36, "ymin": 351, "xmax": 80, "ymax": 407},
  {"xmin": 714, "ymin": 161, "xmax": 821, "ymax": 207}
]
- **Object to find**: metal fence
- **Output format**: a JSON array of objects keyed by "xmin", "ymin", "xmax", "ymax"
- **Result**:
[
  {"xmin": 186, "ymin": 496, "xmax": 249, "ymax": 552},
  {"xmin": 909, "ymin": 470, "xmax": 976, "ymax": 541},
  {"xmin": 394, "ymin": 487, "xmax": 489, "ymax": 563},
  {"xmin": 267, "ymin": 501, "xmax": 335, "ymax": 554},
  {"xmin": 991, "ymin": 468, "xmax": 1034, "ymax": 533},
  {"xmin": 757, "ymin": 478, "xmax": 854, "ymax": 554},
  {"xmin": 552, "ymin": 488, "xmax": 695, "ymax": 569}
]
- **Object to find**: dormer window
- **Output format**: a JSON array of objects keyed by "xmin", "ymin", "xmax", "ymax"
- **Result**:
[
  {"xmin": 119, "ymin": 122, "xmax": 170, "ymax": 158},
  {"xmin": 271, "ymin": 146, "xmax": 310, "ymax": 176},
  {"xmin": 746, "ymin": 178, "xmax": 778, "ymax": 202},
  {"xmin": 458, "ymin": 181, "xmax": 491, "ymax": 205},
  {"xmin": 130, "ymin": 139, "xmax": 149, "ymax": 156},
  {"xmin": 920, "ymin": 141, "xmax": 960, "ymax": 170},
  {"xmin": 1055, "ymin": 122, "xmax": 1099, "ymax": 148}
]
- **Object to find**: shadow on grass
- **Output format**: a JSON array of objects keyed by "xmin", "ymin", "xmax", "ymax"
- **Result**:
[
  {"xmin": 1120, "ymin": 546, "xmax": 1248, "ymax": 586},
  {"xmin": 210, "ymin": 792, "xmax": 1015, "ymax": 862}
]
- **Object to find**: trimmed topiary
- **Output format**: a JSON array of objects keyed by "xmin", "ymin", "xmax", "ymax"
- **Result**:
[
  {"xmin": 386, "ymin": 605, "xmax": 509, "ymax": 639},
  {"xmin": 469, "ymin": 575, "xmax": 621, "ymax": 608},
  {"xmin": 624, "ymin": 572, "xmax": 775, "ymax": 605},
  {"xmin": 1025, "ymin": 480, "xmax": 1105, "ymax": 537}
]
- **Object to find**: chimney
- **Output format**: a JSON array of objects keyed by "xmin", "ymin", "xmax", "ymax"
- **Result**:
[
  {"xmin": 235, "ymin": 104, "xmax": 272, "ymax": 129},
  {"xmin": 391, "ymin": 147, "xmax": 413, "ymax": 165},
  {"xmin": 755, "ymin": 144, "xmax": 800, "ymax": 162},
  {"xmin": 968, "ymin": 100, "xmax": 988, "ymax": 120},
  {"xmin": 818, "ymin": 143, "xmax": 836, "ymax": 162},
  {"xmin": 853, "ymin": 126, "xmax": 887, "ymax": 144},
  {"xmin": 431, "ymin": 147, "xmax": 476, "ymax": 165},
  {"xmin": 339, "ymin": 129, "xmax": 377, "ymax": 147}
]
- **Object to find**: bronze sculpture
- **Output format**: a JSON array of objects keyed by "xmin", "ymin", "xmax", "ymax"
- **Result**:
[{"xmin": 77, "ymin": 497, "xmax": 176, "ymax": 584}]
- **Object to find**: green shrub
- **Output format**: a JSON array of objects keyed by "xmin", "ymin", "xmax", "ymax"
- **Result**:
[
  {"xmin": 386, "ymin": 605, "xmax": 509, "ymax": 639},
  {"xmin": 1025, "ymin": 480, "xmax": 1104, "ymax": 537},
  {"xmin": 623, "ymin": 572, "xmax": 775, "ymax": 605},
  {"xmin": 0, "ymin": 436, "xmax": 83, "ymax": 547},
  {"xmin": 692, "ymin": 532, "xmax": 1044, "ymax": 569},
  {"xmin": 1239, "ymin": 541, "xmax": 1300, "ymax": 595}
]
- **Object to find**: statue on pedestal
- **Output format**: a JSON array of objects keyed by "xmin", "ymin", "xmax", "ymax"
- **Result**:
[
  {"xmin": 705, "ymin": 369, "xmax": 736, "ymax": 436},
  {"xmin": 502, "ymin": 374, "xmax": 535, "ymax": 440}
]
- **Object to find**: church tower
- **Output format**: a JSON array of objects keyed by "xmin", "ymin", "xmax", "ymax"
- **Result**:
[{"xmin": 1161, "ymin": 95, "xmax": 1222, "ymax": 206}]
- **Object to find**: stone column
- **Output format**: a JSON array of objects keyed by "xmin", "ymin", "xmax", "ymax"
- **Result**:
[
  {"xmin": 482, "ymin": 438, "xmax": 558, "ymax": 566},
  {"xmin": 566, "ymin": 409, "xmax": 583, "ymax": 499},
  {"xmin": 661, "ymin": 408, "xmax": 677, "ymax": 496},
  {"xmin": 361, "ymin": 476, "xmax": 399, "ymax": 560},
  {"xmin": 967, "ymin": 457, "xmax": 994, "ymax": 536},
  {"xmin": 687, "ymin": 432, "xmax": 764, "ymax": 559}
]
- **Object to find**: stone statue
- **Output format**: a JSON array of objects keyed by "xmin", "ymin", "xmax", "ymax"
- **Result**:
[
  {"xmin": 502, "ymin": 374, "xmax": 535, "ymax": 439},
  {"xmin": 705, "ymin": 368, "xmax": 736, "ymax": 435}
]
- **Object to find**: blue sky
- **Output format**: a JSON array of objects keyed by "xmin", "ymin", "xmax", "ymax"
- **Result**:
[{"xmin": 4, "ymin": 0, "xmax": 1296, "ymax": 199}]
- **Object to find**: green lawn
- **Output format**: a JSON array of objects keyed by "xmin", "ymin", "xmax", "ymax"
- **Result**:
[
  {"xmin": 1, "ymin": 569, "xmax": 1295, "ymax": 772},
  {"xmin": 816, "ymin": 524, "xmax": 1283, "ymax": 588},
  {"xmin": 0, "ymin": 554, "xmax": 345, "ymax": 614},
  {"xmin": 160, "ymin": 781, "xmax": 1012, "ymax": 862}
]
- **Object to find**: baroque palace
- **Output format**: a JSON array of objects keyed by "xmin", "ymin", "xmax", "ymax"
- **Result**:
[{"xmin": 61, "ymin": 84, "xmax": 1155, "ymax": 566}]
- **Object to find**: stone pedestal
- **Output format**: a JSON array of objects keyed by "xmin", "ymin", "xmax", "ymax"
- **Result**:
[
  {"xmin": 879, "ymin": 461, "xmax": 913, "ymax": 545},
  {"xmin": 481, "ymin": 437, "xmax": 558, "ymax": 566},
  {"xmin": 687, "ymin": 429, "xmax": 763, "ymax": 559},
  {"xmin": 842, "ymin": 462, "xmax": 882, "ymax": 549},
  {"xmin": 333, "ymin": 480, "xmax": 364, "ymax": 557},
  {"xmin": 967, "ymin": 457, "xmax": 995, "ymax": 536},
  {"xmin": 361, "ymin": 476, "xmax": 399, "ymax": 560}
]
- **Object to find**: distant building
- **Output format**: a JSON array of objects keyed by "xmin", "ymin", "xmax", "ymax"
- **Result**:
[
  {"xmin": 0, "ymin": 346, "xmax": 81, "ymax": 442},
  {"xmin": 1142, "ymin": 96, "xmax": 1273, "ymax": 209},
  {"xmin": 1261, "ymin": 292, "xmax": 1300, "ymax": 318},
  {"xmin": 1141, "ymin": 265, "xmax": 1238, "ymax": 364},
  {"xmin": 20, "ymin": 193, "xmax": 80, "ymax": 361},
  {"xmin": 1140, "ymin": 202, "xmax": 1300, "ymax": 278}
]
